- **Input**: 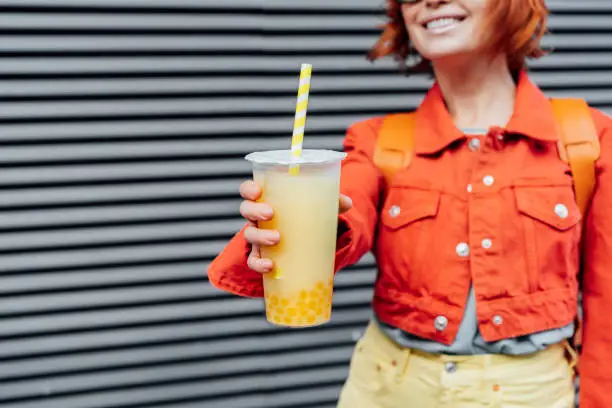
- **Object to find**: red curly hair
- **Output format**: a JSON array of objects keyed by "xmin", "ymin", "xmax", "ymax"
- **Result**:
[{"xmin": 367, "ymin": 0, "xmax": 549, "ymax": 73}]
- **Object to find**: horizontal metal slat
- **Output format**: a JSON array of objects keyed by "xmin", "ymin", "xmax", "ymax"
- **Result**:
[
  {"xmin": 3, "ymin": 104, "xmax": 610, "ymax": 142},
  {"xmin": 265, "ymin": 386, "xmax": 342, "ymax": 408},
  {"xmin": 2, "ymin": 86, "xmax": 611, "ymax": 121},
  {"xmin": 0, "ymin": 53, "xmax": 609, "ymax": 78},
  {"xmin": 1, "ymin": 269, "xmax": 372, "ymax": 317},
  {"xmin": 0, "ymin": 286, "xmax": 371, "ymax": 336},
  {"xmin": 0, "ymin": 366, "xmax": 347, "ymax": 408},
  {"xmin": 0, "ymin": 309, "xmax": 371, "ymax": 359},
  {"xmin": 0, "ymin": 162, "xmax": 253, "ymax": 189},
  {"xmin": 3, "ymin": 70, "xmax": 612, "ymax": 100},
  {"xmin": 0, "ymin": 241, "xmax": 225, "ymax": 273},
  {"xmin": 0, "ymin": 326, "xmax": 361, "ymax": 381},
  {"xmin": 0, "ymin": 236, "xmax": 376, "ymax": 273},
  {"xmin": 2, "ymin": 346, "xmax": 353, "ymax": 401},
  {"xmin": 262, "ymin": 14, "xmax": 612, "ymax": 32},
  {"xmin": 0, "ymin": 0, "xmax": 258, "ymax": 8},
  {"xmin": 0, "ymin": 35, "xmax": 262, "ymax": 53},
  {"xmin": 0, "ymin": 200, "xmax": 241, "ymax": 230},
  {"xmin": 0, "ymin": 260, "xmax": 212, "ymax": 295},
  {"xmin": 0, "ymin": 33, "xmax": 607, "ymax": 55},
  {"xmin": 0, "ymin": 13, "xmax": 259, "ymax": 31},
  {"xmin": 0, "ymin": 257, "xmax": 375, "ymax": 296},
  {"xmin": 261, "ymin": 0, "xmax": 612, "ymax": 12},
  {"xmin": 0, "ymin": 180, "xmax": 243, "ymax": 208}
]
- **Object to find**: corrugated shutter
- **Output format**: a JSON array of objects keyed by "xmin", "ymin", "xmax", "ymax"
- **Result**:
[{"xmin": 0, "ymin": 1, "xmax": 608, "ymax": 407}]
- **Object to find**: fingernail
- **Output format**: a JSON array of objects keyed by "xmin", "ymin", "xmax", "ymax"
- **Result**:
[
  {"xmin": 260, "ymin": 208, "xmax": 273, "ymax": 219},
  {"xmin": 259, "ymin": 259, "xmax": 273, "ymax": 270}
]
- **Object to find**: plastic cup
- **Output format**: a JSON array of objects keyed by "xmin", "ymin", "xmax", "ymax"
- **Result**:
[{"xmin": 245, "ymin": 149, "xmax": 346, "ymax": 327}]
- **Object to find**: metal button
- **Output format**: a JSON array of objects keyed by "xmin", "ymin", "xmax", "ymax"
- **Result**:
[
  {"xmin": 493, "ymin": 315, "xmax": 503, "ymax": 326},
  {"xmin": 389, "ymin": 205, "xmax": 401, "ymax": 218},
  {"xmin": 555, "ymin": 204, "xmax": 569, "ymax": 219},
  {"xmin": 455, "ymin": 242, "xmax": 470, "ymax": 257},
  {"xmin": 483, "ymin": 175, "xmax": 495, "ymax": 186},
  {"xmin": 496, "ymin": 133, "xmax": 504, "ymax": 141},
  {"xmin": 468, "ymin": 138, "xmax": 481, "ymax": 151},
  {"xmin": 467, "ymin": 184, "xmax": 473, "ymax": 193},
  {"xmin": 445, "ymin": 361, "xmax": 457, "ymax": 374},
  {"xmin": 481, "ymin": 238, "xmax": 492, "ymax": 249},
  {"xmin": 435, "ymin": 315, "xmax": 448, "ymax": 331}
]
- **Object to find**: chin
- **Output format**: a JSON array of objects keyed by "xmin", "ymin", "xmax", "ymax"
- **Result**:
[{"xmin": 421, "ymin": 49, "xmax": 470, "ymax": 63}]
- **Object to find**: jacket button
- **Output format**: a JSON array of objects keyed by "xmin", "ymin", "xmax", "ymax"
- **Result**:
[
  {"xmin": 389, "ymin": 205, "xmax": 401, "ymax": 218},
  {"xmin": 435, "ymin": 315, "xmax": 448, "ymax": 331},
  {"xmin": 493, "ymin": 315, "xmax": 503, "ymax": 326},
  {"xmin": 468, "ymin": 138, "xmax": 481, "ymax": 151},
  {"xmin": 555, "ymin": 204, "xmax": 569, "ymax": 219},
  {"xmin": 445, "ymin": 361, "xmax": 457, "ymax": 373},
  {"xmin": 481, "ymin": 238, "xmax": 492, "ymax": 249},
  {"xmin": 483, "ymin": 175, "xmax": 495, "ymax": 186},
  {"xmin": 456, "ymin": 242, "xmax": 470, "ymax": 257}
]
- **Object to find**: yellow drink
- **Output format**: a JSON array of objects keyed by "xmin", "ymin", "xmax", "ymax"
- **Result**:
[{"xmin": 247, "ymin": 149, "xmax": 345, "ymax": 327}]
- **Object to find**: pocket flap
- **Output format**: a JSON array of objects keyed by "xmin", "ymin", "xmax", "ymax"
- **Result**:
[
  {"xmin": 515, "ymin": 187, "xmax": 581, "ymax": 231},
  {"xmin": 381, "ymin": 188, "xmax": 441, "ymax": 230}
]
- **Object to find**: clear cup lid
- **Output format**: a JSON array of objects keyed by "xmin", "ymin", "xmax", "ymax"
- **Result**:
[{"xmin": 245, "ymin": 149, "xmax": 346, "ymax": 165}]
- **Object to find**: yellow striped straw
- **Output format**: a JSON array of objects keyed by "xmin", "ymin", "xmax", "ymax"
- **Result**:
[{"xmin": 289, "ymin": 63, "xmax": 312, "ymax": 176}]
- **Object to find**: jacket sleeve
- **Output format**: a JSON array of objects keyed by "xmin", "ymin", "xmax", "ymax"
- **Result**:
[
  {"xmin": 579, "ymin": 108, "xmax": 612, "ymax": 407},
  {"xmin": 207, "ymin": 117, "xmax": 384, "ymax": 297},
  {"xmin": 335, "ymin": 117, "xmax": 384, "ymax": 271}
]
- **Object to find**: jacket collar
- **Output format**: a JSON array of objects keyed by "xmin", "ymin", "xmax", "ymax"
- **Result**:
[{"xmin": 414, "ymin": 70, "xmax": 560, "ymax": 154}]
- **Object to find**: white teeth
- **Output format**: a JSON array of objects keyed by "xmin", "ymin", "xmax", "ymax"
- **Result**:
[{"xmin": 426, "ymin": 18, "xmax": 460, "ymax": 30}]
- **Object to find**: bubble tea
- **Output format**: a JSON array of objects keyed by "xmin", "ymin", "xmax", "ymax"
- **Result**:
[{"xmin": 246, "ymin": 150, "xmax": 346, "ymax": 327}]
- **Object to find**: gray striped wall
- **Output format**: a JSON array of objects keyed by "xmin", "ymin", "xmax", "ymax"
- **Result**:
[{"xmin": 0, "ymin": 1, "xmax": 609, "ymax": 407}]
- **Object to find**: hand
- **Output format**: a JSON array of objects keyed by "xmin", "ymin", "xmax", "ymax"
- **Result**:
[{"xmin": 239, "ymin": 180, "xmax": 352, "ymax": 273}]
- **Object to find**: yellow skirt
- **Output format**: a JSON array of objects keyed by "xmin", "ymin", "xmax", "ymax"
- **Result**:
[{"xmin": 338, "ymin": 322, "xmax": 576, "ymax": 408}]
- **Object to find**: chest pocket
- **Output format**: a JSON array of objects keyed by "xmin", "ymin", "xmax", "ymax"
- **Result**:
[
  {"xmin": 381, "ymin": 187, "xmax": 441, "ymax": 230},
  {"xmin": 378, "ymin": 184, "xmax": 441, "ymax": 291},
  {"xmin": 513, "ymin": 179, "xmax": 581, "ymax": 291},
  {"xmin": 514, "ymin": 184, "xmax": 581, "ymax": 231}
]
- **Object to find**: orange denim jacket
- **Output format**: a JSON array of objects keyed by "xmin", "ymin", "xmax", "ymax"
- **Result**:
[{"xmin": 208, "ymin": 72, "xmax": 612, "ymax": 407}]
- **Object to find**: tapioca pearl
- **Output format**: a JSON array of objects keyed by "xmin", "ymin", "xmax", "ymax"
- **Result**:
[
  {"xmin": 307, "ymin": 315, "xmax": 316, "ymax": 324},
  {"xmin": 270, "ymin": 296, "xmax": 279, "ymax": 306},
  {"xmin": 283, "ymin": 317, "xmax": 292, "ymax": 325},
  {"xmin": 299, "ymin": 291, "xmax": 307, "ymax": 300},
  {"xmin": 316, "ymin": 281, "xmax": 325, "ymax": 291},
  {"xmin": 281, "ymin": 298, "xmax": 289, "ymax": 307},
  {"xmin": 307, "ymin": 300, "xmax": 318, "ymax": 310},
  {"xmin": 287, "ymin": 308, "xmax": 297, "ymax": 317}
]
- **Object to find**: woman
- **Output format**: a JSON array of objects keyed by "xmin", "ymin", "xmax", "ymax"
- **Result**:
[{"xmin": 208, "ymin": 0, "xmax": 612, "ymax": 406}]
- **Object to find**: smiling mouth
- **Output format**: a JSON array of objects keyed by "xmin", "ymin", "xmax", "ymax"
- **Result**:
[{"xmin": 423, "ymin": 16, "xmax": 466, "ymax": 31}]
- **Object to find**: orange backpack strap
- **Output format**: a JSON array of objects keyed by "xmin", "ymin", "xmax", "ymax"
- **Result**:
[
  {"xmin": 373, "ymin": 113, "xmax": 417, "ymax": 187},
  {"xmin": 550, "ymin": 98, "xmax": 600, "ymax": 364},
  {"xmin": 551, "ymin": 98, "xmax": 601, "ymax": 217}
]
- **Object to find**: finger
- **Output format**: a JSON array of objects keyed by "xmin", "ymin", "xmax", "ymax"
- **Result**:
[
  {"xmin": 247, "ymin": 244, "xmax": 274, "ymax": 273},
  {"xmin": 239, "ymin": 180, "xmax": 262, "ymax": 201},
  {"xmin": 240, "ymin": 200, "xmax": 274, "ymax": 222},
  {"xmin": 339, "ymin": 194, "xmax": 353, "ymax": 214},
  {"xmin": 244, "ymin": 225, "xmax": 280, "ymax": 246}
]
